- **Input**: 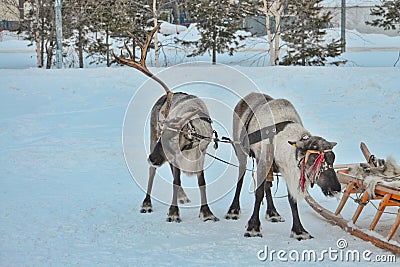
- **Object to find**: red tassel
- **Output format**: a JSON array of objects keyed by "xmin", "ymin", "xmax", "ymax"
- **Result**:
[
  {"xmin": 300, "ymin": 152, "xmax": 325, "ymax": 192},
  {"xmin": 300, "ymin": 160, "xmax": 306, "ymax": 192},
  {"xmin": 310, "ymin": 153, "xmax": 325, "ymax": 179}
]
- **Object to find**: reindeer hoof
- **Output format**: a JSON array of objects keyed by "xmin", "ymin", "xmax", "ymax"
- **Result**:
[
  {"xmin": 201, "ymin": 214, "xmax": 219, "ymax": 222},
  {"xmin": 199, "ymin": 206, "xmax": 219, "ymax": 222},
  {"xmin": 141, "ymin": 198, "xmax": 152, "ymax": 213},
  {"xmin": 225, "ymin": 214, "xmax": 240, "ymax": 220},
  {"xmin": 244, "ymin": 230, "xmax": 263, "ymax": 238},
  {"xmin": 225, "ymin": 214, "xmax": 239, "ymax": 220},
  {"xmin": 225, "ymin": 208, "xmax": 241, "ymax": 220},
  {"xmin": 140, "ymin": 207, "xmax": 153, "ymax": 213},
  {"xmin": 245, "ymin": 218, "xmax": 262, "ymax": 237},
  {"xmin": 166, "ymin": 215, "xmax": 181, "ymax": 223},
  {"xmin": 290, "ymin": 231, "xmax": 313, "ymax": 241},
  {"xmin": 265, "ymin": 213, "xmax": 284, "ymax": 223}
]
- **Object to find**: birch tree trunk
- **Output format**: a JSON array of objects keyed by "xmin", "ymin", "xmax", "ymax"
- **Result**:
[
  {"xmin": 153, "ymin": 0, "xmax": 159, "ymax": 67},
  {"xmin": 34, "ymin": 0, "xmax": 42, "ymax": 68},
  {"xmin": 274, "ymin": 1, "xmax": 284, "ymax": 66},
  {"xmin": 78, "ymin": 27, "xmax": 84, "ymax": 68},
  {"xmin": 106, "ymin": 27, "xmax": 110, "ymax": 67},
  {"xmin": 263, "ymin": 0, "xmax": 275, "ymax": 66},
  {"xmin": 262, "ymin": 0, "xmax": 283, "ymax": 66}
]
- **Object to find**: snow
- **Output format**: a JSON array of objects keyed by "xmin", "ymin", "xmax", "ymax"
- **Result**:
[
  {"xmin": 1, "ymin": 30, "xmax": 400, "ymax": 266},
  {"xmin": 159, "ymin": 22, "xmax": 187, "ymax": 35}
]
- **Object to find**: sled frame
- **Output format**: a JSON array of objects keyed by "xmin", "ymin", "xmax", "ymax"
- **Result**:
[{"xmin": 306, "ymin": 142, "xmax": 400, "ymax": 254}]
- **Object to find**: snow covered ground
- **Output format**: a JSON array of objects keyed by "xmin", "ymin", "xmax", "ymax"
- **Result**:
[{"xmin": 0, "ymin": 30, "xmax": 400, "ymax": 266}]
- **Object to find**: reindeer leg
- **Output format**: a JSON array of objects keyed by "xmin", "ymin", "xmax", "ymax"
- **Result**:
[
  {"xmin": 244, "ymin": 161, "xmax": 266, "ymax": 237},
  {"xmin": 168, "ymin": 164, "xmax": 190, "ymax": 204},
  {"xmin": 177, "ymin": 187, "xmax": 191, "ymax": 205},
  {"xmin": 167, "ymin": 164, "xmax": 181, "ymax": 223},
  {"xmin": 140, "ymin": 166, "xmax": 156, "ymax": 213},
  {"xmin": 288, "ymin": 191, "xmax": 313, "ymax": 240},
  {"xmin": 265, "ymin": 168, "xmax": 284, "ymax": 222},
  {"xmin": 198, "ymin": 171, "xmax": 219, "ymax": 222},
  {"xmin": 226, "ymin": 148, "xmax": 247, "ymax": 220}
]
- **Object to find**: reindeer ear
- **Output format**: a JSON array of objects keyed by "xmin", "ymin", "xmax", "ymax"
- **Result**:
[
  {"xmin": 288, "ymin": 140, "xmax": 305, "ymax": 149},
  {"xmin": 330, "ymin": 142, "xmax": 337, "ymax": 148},
  {"xmin": 288, "ymin": 141, "xmax": 297, "ymax": 147}
]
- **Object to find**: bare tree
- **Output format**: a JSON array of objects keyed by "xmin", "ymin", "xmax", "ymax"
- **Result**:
[
  {"xmin": 241, "ymin": 0, "xmax": 286, "ymax": 66},
  {"xmin": 0, "ymin": 0, "xmax": 23, "ymax": 20},
  {"xmin": 22, "ymin": 0, "xmax": 56, "ymax": 68}
]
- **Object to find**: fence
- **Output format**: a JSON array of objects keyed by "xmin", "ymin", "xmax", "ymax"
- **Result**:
[{"xmin": 0, "ymin": 20, "xmax": 19, "ymax": 31}]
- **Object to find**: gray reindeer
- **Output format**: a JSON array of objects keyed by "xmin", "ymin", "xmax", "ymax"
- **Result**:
[
  {"xmin": 144, "ymin": 92, "xmax": 219, "ymax": 222},
  {"xmin": 225, "ymin": 92, "xmax": 341, "ymax": 239},
  {"xmin": 112, "ymin": 25, "xmax": 218, "ymax": 223}
]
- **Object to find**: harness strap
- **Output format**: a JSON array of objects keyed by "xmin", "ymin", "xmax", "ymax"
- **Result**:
[
  {"xmin": 239, "ymin": 101, "xmax": 265, "ymax": 149},
  {"xmin": 247, "ymin": 121, "xmax": 294, "ymax": 146}
]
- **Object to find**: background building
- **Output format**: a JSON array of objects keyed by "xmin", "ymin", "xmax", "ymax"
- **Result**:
[{"xmin": 0, "ymin": 0, "xmax": 25, "ymax": 30}]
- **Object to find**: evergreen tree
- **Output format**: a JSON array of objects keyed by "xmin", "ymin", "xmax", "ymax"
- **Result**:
[
  {"xmin": 85, "ymin": 0, "xmax": 132, "ymax": 67},
  {"xmin": 180, "ymin": 0, "xmax": 251, "ymax": 64},
  {"xmin": 63, "ymin": 0, "xmax": 153, "ymax": 67},
  {"xmin": 366, "ymin": 0, "xmax": 400, "ymax": 31},
  {"xmin": 63, "ymin": 0, "xmax": 100, "ymax": 68},
  {"xmin": 280, "ymin": 0, "xmax": 343, "ymax": 66}
]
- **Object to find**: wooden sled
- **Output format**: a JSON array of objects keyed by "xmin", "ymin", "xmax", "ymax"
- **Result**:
[{"xmin": 305, "ymin": 142, "xmax": 400, "ymax": 254}]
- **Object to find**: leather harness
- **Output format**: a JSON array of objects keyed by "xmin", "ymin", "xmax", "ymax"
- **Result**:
[{"xmin": 239, "ymin": 103, "xmax": 294, "ymax": 147}]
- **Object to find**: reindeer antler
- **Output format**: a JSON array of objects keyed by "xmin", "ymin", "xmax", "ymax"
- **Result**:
[
  {"xmin": 112, "ymin": 24, "xmax": 173, "ymax": 117},
  {"xmin": 112, "ymin": 24, "xmax": 168, "ymax": 92}
]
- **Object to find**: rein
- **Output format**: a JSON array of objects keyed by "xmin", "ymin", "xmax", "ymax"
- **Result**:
[
  {"xmin": 299, "ymin": 149, "xmax": 332, "ymax": 192},
  {"xmin": 165, "ymin": 125, "xmax": 230, "ymax": 150},
  {"xmin": 205, "ymin": 152, "xmax": 254, "ymax": 172}
]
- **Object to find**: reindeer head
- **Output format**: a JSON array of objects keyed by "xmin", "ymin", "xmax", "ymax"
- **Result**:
[{"xmin": 289, "ymin": 136, "xmax": 341, "ymax": 196}]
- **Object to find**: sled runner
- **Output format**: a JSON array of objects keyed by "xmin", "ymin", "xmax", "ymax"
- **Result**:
[{"xmin": 305, "ymin": 142, "xmax": 400, "ymax": 254}]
